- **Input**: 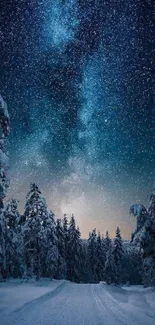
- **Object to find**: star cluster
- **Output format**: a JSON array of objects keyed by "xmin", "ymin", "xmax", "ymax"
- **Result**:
[{"xmin": 0, "ymin": 0, "xmax": 154, "ymax": 238}]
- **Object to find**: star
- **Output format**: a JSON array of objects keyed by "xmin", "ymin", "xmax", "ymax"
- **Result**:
[{"xmin": 1, "ymin": 0, "xmax": 154, "ymax": 239}]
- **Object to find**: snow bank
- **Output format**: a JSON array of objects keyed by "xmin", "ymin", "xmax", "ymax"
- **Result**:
[
  {"xmin": 0, "ymin": 278, "xmax": 65, "ymax": 316},
  {"xmin": 123, "ymin": 285, "xmax": 155, "ymax": 318},
  {"xmin": 104, "ymin": 283, "xmax": 155, "ymax": 320},
  {"xmin": 102, "ymin": 283, "xmax": 129, "ymax": 303}
]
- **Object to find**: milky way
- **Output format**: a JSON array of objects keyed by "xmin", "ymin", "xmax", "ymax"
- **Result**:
[{"xmin": 0, "ymin": 0, "xmax": 155, "ymax": 238}]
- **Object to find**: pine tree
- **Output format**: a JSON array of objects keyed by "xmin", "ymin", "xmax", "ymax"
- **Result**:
[
  {"xmin": 63, "ymin": 214, "xmax": 68, "ymax": 258},
  {"xmin": 130, "ymin": 199, "xmax": 155, "ymax": 287},
  {"xmin": 104, "ymin": 242, "xmax": 116, "ymax": 284},
  {"xmin": 101, "ymin": 234, "xmax": 107, "ymax": 280},
  {"xmin": 113, "ymin": 227, "xmax": 124, "ymax": 284},
  {"xmin": 148, "ymin": 187, "xmax": 155, "ymax": 222},
  {"xmin": 5, "ymin": 199, "xmax": 20, "ymax": 229},
  {"xmin": 4, "ymin": 199, "xmax": 21, "ymax": 277},
  {"xmin": 104, "ymin": 230, "xmax": 112, "ymax": 253},
  {"xmin": 78, "ymin": 240, "xmax": 88, "ymax": 283},
  {"xmin": 87, "ymin": 229, "xmax": 98, "ymax": 282},
  {"xmin": 56, "ymin": 218, "xmax": 66, "ymax": 279},
  {"xmin": 14, "ymin": 224, "xmax": 25, "ymax": 278},
  {"xmin": 23, "ymin": 184, "xmax": 48, "ymax": 280},
  {"xmin": 43, "ymin": 212, "xmax": 58, "ymax": 279},
  {"xmin": 0, "ymin": 94, "xmax": 10, "ymax": 281},
  {"xmin": 96, "ymin": 232, "xmax": 106, "ymax": 281},
  {"xmin": 67, "ymin": 214, "xmax": 82, "ymax": 282},
  {"xmin": 24, "ymin": 183, "xmax": 48, "ymax": 223},
  {"xmin": 0, "ymin": 211, "xmax": 7, "ymax": 280},
  {"xmin": 126, "ymin": 247, "xmax": 143, "ymax": 285}
]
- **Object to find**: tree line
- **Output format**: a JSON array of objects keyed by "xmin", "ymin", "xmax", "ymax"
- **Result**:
[
  {"xmin": 0, "ymin": 94, "xmax": 155, "ymax": 286},
  {"xmin": 0, "ymin": 183, "xmax": 143, "ymax": 284}
]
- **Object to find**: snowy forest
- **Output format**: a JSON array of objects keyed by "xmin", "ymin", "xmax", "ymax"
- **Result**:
[{"xmin": 0, "ymin": 95, "xmax": 155, "ymax": 287}]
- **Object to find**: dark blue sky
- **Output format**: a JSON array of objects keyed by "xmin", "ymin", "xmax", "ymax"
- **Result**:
[{"xmin": 0, "ymin": 0, "xmax": 154, "ymax": 238}]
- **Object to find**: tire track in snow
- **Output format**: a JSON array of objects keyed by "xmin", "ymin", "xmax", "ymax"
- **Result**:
[
  {"xmin": 51, "ymin": 295, "xmax": 72, "ymax": 325},
  {"xmin": 12, "ymin": 281, "xmax": 66, "ymax": 314},
  {"xmin": 5, "ymin": 281, "xmax": 67, "ymax": 325},
  {"xmin": 93, "ymin": 285, "xmax": 130, "ymax": 325},
  {"xmin": 96, "ymin": 284, "xmax": 154, "ymax": 325}
]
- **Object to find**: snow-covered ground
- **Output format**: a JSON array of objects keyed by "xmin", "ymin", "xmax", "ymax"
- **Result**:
[{"xmin": 0, "ymin": 279, "xmax": 155, "ymax": 325}]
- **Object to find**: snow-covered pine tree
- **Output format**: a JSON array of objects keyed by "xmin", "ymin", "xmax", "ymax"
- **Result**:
[
  {"xmin": 104, "ymin": 230, "xmax": 112, "ymax": 253},
  {"xmin": 104, "ymin": 242, "xmax": 117, "ymax": 284},
  {"xmin": 67, "ymin": 214, "xmax": 82, "ymax": 282},
  {"xmin": 148, "ymin": 187, "xmax": 155, "ymax": 222},
  {"xmin": 101, "ymin": 234, "xmax": 107, "ymax": 280},
  {"xmin": 4, "ymin": 199, "xmax": 21, "ymax": 277},
  {"xmin": 75, "ymin": 225, "xmax": 84, "ymax": 282},
  {"xmin": 23, "ymin": 183, "xmax": 48, "ymax": 280},
  {"xmin": 56, "ymin": 218, "xmax": 66, "ymax": 279},
  {"xmin": 5, "ymin": 199, "xmax": 20, "ymax": 229},
  {"xmin": 63, "ymin": 214, "xmax": 68, "ymax": 258},
  {"xmin": 78, "ymin": 240, "xmax": 88, "ymax": 283},
  {"xmin": 0, "ymin": 94, "xmax": 10, "ymax": 138},
  {"xmin": 24, "ymin": 183, "xmax": 48, "ymax": 223},
  {"xmin": 87, "ymin": 228, "xmax": 98, "ymax": 282},
  {"xmin": 43, "ymin": 211, "xmax": 58, "ymax": 279},
  {"xmin": 0, "ymin": 211, "xmax": 7, "ymax": 281},
  {"xmin": 126, "ymin": 247, "xmax": 143, "ymax": 285},
  {"xmin": 14, "ymin": 224, "xmax": 25, "ymax": 278},
  {"xmin": 113, "ymin": 227, "xmax": 124, "ymax": 284},
  {"xmin": 95, "ymin": 232, "xmax": 106, "ymax": 281},
  {"xmin": 130, "ymin": 201, "xmax": 155, "ymax": 286},
  {"xmin": 0, "ymin": 94, "xmax": 10, "ymax": 281}
]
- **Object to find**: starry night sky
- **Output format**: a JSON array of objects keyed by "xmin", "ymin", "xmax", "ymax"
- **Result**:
[{"xmin": 0, "ymin": 0, "xmax": 155, "ymax": 238}]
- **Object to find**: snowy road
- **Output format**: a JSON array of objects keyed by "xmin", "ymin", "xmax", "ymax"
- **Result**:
[{"xmin": 1, "ymin": 281, "xmax": 155, "ymax": 325}]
